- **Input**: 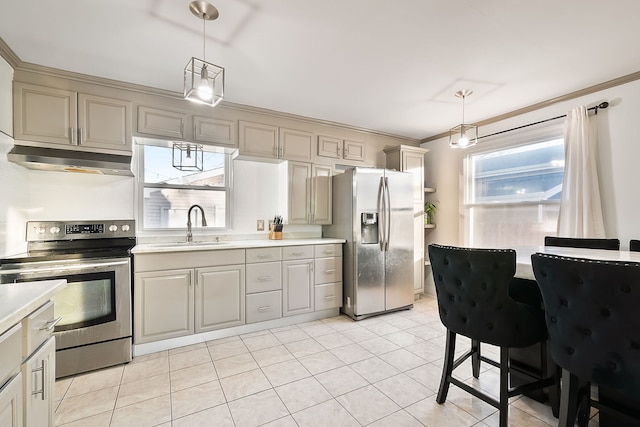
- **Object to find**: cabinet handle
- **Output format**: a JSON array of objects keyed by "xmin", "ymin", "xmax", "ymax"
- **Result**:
[
  {"xmin": 336, "ymin": 146, "xmax": 340, "ymax": 156},
  {"xmin": 324, "ymin": 269, "xmax": 336, "ymax": 274},
  {"xmin": 324, "ymin": 250, "xmax": 335, "ymax": 255},
  {"xmin": 257, "ymin": 305, "xmax": 272, "ymax": 311},
  {"xmin": 77, "ymin": 128, "xmax": 82, "ymax": 145},
  {"xmin": 273, "ymin": 145, "xmax": 278, "ymax": 157},
  {"xmin": 31, "ymin": 359, "xmax": 47, "ymax": 401},
  {"xmin": 257, "ymin": 276, "xmax": 272, "ymax": 282},
  {"xmin": 69, "ymin": 127, "xmax": 74, "ymax": 145},
  {"xmin": 257, "ymin": 255, "xmax": 271, "ymax": 260},
  {"xmin": 279, "ymin": 146, "xmax": 283, "ymax": 158},
  {"xmin": 292, "ymin": 252, "xmax": 304, "ymax": 256},
  {"xmin": 40, "ymin": 316, "xmax": 63, "ymax": 332},
  {"xmin": 324, "ymin": 295, "xmax": 335, "ymax": 300}
]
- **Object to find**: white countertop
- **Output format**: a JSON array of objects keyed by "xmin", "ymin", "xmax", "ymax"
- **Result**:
[
  {"xmin": 132, "ymin": 238, "xmax": 346, "ymax": 254},
  {"xmin": 0, "ymin": 279, "xmax": 67, "ymax": 334},
  {"xmin": 515, "ymin": 245, "xmax": 640, "ymax": 280}
]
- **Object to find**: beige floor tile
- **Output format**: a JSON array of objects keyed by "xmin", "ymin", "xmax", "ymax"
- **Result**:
[
  {"xmin": 329, "ymin": 342, "xmax": 374, "ymax": 365},
  {"xmin": 242, "ymin": 332, "xmax": 281, "ymax": 352},
  {"xmin": 358, "ymin": 336, "xmax": 401, "ymax": 355},
  {"xmin": 341, "ymin": 326, "xmax": 378, "ymax": 342},
  {"xmin": 297, "ymin": 350, "xmax": 344, "ymax": 375},
  {"xmin": 482, "ymin": 405, "xmax": 554, "ymax": 427},
  {"xmin": 379, "ymin": 348, "xmax": 428, "ymax": 372},
  {"xmin": 385, "ymin": 330, "xmax": 426, "ymax": 347},
  {"xmin": 170, "ymin": 361, "xmax": 218, "ymax": 392},
  {"xmin": 115, "ymin": 372, "xmax": 170, "ymax": 408},
  {"xmin": 251, "ymin": 344, "xmax": 295, "ymax": 367},
  {"xmin": 169, "ymin": 347, "xmax": 212, "ymax": 371},
  {"xmin": 219, "ymin": 368, "xmax": 272, "ymax": 401},
  {"xmin": 54, "ymin": 410, "xmax": 112, "ymax": 427},
  {"xmin": 261, "ymin": 359, "xmax": 311, "ymax": 387},
  {"xmin": 168, "ymin": 342, "xmax": 207, "ymax": 355},
  {"xmin": 206, "ymin": 335, "xmax": 241, "ymax": 346},
  {"xmin": 121, "ymin": 356, "xmax": 169, "ymax": 384},
  {"xmin": 129, "ymin": 350, "xmax": 168, "ymax": 364},
  {"xmin": 298, "ymin": 323, "xmax": 335, "ymax": 337},
  {"xmin": 55, "ymin": 377, "xmax": 73, "ymax": 401},
  {"xmin": 227, "ymin": 389, "xmax": 290, "ymax": 427},
  {"xmin": 350, "ymin": 356, "xmax": 400, "ymax": 383},
  {"xmin": 172, "ymin": 403, "xmax": 235, "ymax": 427},
  {"xmin": 446, "ymin": 386, "xmax": 498, "ymax": 421},
  {"xmin": 314, "ymin": 365, "xmax": 369, "ymax": 397},
  {"xmin": 406, "ymin": 397, "xmax": 480, "ymax": 427},
  {"xmin": 55, "ymin": 386, "xmax": 118, "ymax": 425},
  {"xmin": 261, "ymin": 415, "xmax": 299, "ymax": 426},
  {"xmin": 64, "ymin": 365, "xmax": 124, "ymax": 398},
  {"xmin": 405, "ymin": 339, "xmax": 447, "ymax": 362},
  {"xmin": 110, "ymin": 394, "xmax": 171, "ymax": 427},
  {"xmin": 386, "ymin": 317, "xmax": 422, "ymax": 330},
  {"xmin": 405, "ymin": 362, "xmax": 445, "ymax": 391},
  {"xmin": 368, "ymin": 409, "xmax": 425, "ymax": 427},
  {"xmin": 406, "ymin": 324, "xmax": 445, "ymax": 340},
  {"xmin": 511, "ymin": 395, "xmax": 558, "ymax": 426},
  {"xmin": 171, "ymin": 379, "xmax": 227, "ymax": 419},
  {"xmin": 336, "ymin": 384, "xmax": 401, "ymax": 425},
  {"xmin": 321, "ymin": 317, "xmax": 360, "ymax": 332},
  {"xmin": 272, "ymin": 327, "xmax": 310, "ymax": 344},
  {"xmin": 311, "ymin": 331, "xmax": 353, "ymax": 350},
  {"xmin": 284, "ymin": 338, "xmax": 325, "ymax": 358},
  {"xmin": 275, "ymin": 377, "xmax": 332, "ymax": 413},
  {"xmin": 374, "ymin": 373, "xmax": 433, "ymax": 408},
  {"xmin": 208, "ymin": 338, "xmax": 249, "ymax": 360},
  {"xmin": 214, "ymin": 352, "xmax": 259, "ymax": 378},
  {"xmin": 291, "ymin": 398, "xmax": 360, "ymax": 427},
  {"xmin": 361, "ymin": 321, "xmax": 402, "ymax": 336}
]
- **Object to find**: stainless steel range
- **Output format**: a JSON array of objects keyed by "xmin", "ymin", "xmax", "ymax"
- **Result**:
[{"xmin": 0, "ymin": 220, "xmax": 135, "ymax": 378}]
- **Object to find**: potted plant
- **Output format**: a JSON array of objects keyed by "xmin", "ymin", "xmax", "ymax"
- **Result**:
[{"xmin": 424, "ymin": 201, "xmax": 437, "ymax": 225}]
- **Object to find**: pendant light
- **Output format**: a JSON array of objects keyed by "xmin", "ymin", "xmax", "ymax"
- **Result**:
[
  {"xmin": 183, "ymin": 1, "xmax": 225, "ymax": 107},
  {"xmin": 173, "ymin": 142, "xmax": 204, "ymax": 171},
  {"xmin": 449, "ymin": 90, "xmax": 478, "ymax": 148}
]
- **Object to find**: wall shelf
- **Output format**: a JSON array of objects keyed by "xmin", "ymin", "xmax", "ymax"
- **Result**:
[
  {"xmin": 424, "ymin": 187, "xmax": 436, "ymax": 193},
  {"xmin": 424, "ymin": 224, "xmax": 436, "ymax": 229}
]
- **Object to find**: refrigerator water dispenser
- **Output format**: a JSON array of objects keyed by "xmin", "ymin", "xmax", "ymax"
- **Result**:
[{"xmin": 361, "ymin": 212, "xmax": 378, "ymax": 244}]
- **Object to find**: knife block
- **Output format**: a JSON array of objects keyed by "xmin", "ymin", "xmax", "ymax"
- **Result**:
[{"xmin": 269, "ymin": 225, "xmax": 283, "ymax": 240}]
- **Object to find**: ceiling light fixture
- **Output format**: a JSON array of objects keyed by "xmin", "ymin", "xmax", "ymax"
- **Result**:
[
  {"xmin": 449, "ymin": 89, "xmax": 478, "ymax": 148},
  {"xmin": 173, "ymin": 142, "xmax": 204, "ymax": 171},
  {"xmin": 184, "ymin": 1, "xmax": 225, "ymax": 107}
]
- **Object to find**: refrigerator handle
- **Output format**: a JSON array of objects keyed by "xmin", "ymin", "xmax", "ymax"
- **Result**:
[
  {"xmin": 378, "ymin": 176, "xmax": 385, "ymax": 251},
  {"xmin": 384, "ymin": 176, "xmax": 391, "ymax": 251}
]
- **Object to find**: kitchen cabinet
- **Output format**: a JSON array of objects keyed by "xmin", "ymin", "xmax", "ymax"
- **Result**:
[
  {"xmin": 313, "ymin": 244, "xmax": 342, "ymax": 311},
  {"xmin": 193, "ymin": 116, "xmax": 236, "ymax": 147},
  {"xmin": 317, "ymin": 134, "xmax": 365, "ymax": 162},
  {"xmin": 14, "ymin": 82, "xmax": 132, "ymax": 153},
  {"xmin": 0, "ymin": 323, "xmax": 22, "ymax": 427},
  {"xmin": 282, "ymin": 246, "xmax": 314, "ymax": 317},
  {"xmin": 238, "ymin": 121, "xmax": 313, "ymax": 161},
  {"xmin": 0, "ymin": 373, "xmax": 22, "ymax": 427},
  {"xmin": 245, "ymin": 248, "xmax": 282, "ymax": 324},
  {"xmin": 137, "ymin": 105, "xmax": 188, "ymax": 140},
  {"xmin": 0, "ymin": 56, "xmax": 12, "ymax": 136},
  {"xmin": 134, "ymin": 249, "xmax": 246, "ymax": 344},
  {"xmin": 384, "ymin": 144, "xmax": 429, "ymax": 294},
  {"xmin": 21, "ymin": 336, "xmax": 55, "ymax": 427},
  {"xmin": 288, "ymin": 162, "xmax": 333, "ymax": 225}
]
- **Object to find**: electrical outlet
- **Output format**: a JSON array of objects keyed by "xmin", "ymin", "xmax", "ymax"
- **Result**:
[{"xmin": 257, "ymin": 220, "xmax": 265, "ymax": 231}]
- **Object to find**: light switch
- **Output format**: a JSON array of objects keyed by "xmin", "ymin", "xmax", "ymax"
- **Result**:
[{"xmin": 257, "ymin": 220, "xmax": 265, "ymax": 231}]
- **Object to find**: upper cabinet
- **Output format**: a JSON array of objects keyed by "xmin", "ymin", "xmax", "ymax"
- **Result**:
[
  {"xmin": 0, "ymin": 57, "xmax": 13, "ymax": 136},
  {"xmin": 238, "ymin": 121, "xmax": 313, "ymax": 161},
  {"xmin": 384, "ymin": 144, "xmax": 428, "ymax": 205},
  {"xmin": 193, "ymin": 116, "xmax": 235, "ymax": 146},
  {"xmin": 14, "ymin": 82, "xmax": 132, "ymax": 153},
  {"xmin": 288, "ymin": 162, "xmax": 333, "ymax": 225},
  {"xmin": 137, "ymin": 106, "xmax": 187, "ymax": 140},
  {"xmin": 317, "ymin": 135, "xmax": 365, "ymax": 162}
]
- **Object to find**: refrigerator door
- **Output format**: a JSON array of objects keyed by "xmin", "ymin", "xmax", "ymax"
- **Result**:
[
  {"xmin": 384, "ymin": 169, "xmax": 415, "ymax": 310},
  {"xmin": 353, "ymin": 168, "xmax": 386, "ymax": 317}
]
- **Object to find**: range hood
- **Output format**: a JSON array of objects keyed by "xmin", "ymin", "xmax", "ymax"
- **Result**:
[{"xmin": 7, "ymin": 145, "xmax": 134, "ymax": 176}]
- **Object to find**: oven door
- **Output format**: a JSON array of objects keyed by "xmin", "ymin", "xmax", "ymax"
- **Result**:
[{"xmin": 0, "ymin": 258, "xmax": 131, "ymax": 350}]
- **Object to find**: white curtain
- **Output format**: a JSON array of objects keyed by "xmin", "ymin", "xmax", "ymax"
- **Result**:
[{"xmin": 556, "ymin": 106, "xmax": 605, "ymax": 237}]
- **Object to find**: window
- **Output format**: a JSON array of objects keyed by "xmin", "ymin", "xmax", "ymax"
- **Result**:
[
  {"xmin": 464, "ymin": 130, "xmax": 564, "ymax": 247},
  {"xmin": 138, "ymin": 142, "xmax": 231, "ymax": 230}
]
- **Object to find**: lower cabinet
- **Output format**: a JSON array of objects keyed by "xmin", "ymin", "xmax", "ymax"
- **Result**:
[
  {"xmin": 246, "ymin": 291, "xmax": 282, "ymax": 324},
  {"xmin": 22, "ymin": 336, "xmax": 55, "ymax": 427},
  {"xmin": 0, "ymin": 373, "xmax": 22, "ymax": 427},
  {"xmin": 314, "ymin": 244, "xmax": 343, "ymax": 310},
  {"xmin": 282, "ymin": 259, "xmax": 314, "ymax": 317},
  {"xmin": 195, "ymin": 266, "xmax": 245, "ymax": 333}
]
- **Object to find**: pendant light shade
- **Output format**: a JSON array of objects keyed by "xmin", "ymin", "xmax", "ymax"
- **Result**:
[
  {"xmin": 173, "ymin": 142, "xmax": 204, "ymax": 171},
  {"xmin": 449, "ymin": 90, "xmax": 478, "ymax": 148},
  {"xmin": 183, "ymin": 1, "xmax": 225, "ymax": 107}
]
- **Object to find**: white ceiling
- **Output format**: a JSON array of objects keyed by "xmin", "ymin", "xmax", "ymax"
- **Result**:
[{"xmin": 1, "ymin": 0, "xmax": 639, "ymax": 140}]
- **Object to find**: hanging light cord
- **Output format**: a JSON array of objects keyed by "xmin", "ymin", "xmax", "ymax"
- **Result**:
[{"xmin": 202, "ymin": 16, "xmax": 206, "ymax": 60}]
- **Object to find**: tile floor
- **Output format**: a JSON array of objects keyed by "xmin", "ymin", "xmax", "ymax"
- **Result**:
[{"xmin": 53, "ymin": 295, "xmax": 598, "ymax": 426}]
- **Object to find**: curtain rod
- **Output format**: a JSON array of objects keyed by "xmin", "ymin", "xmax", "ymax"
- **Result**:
[{"xmin": 477, "ymin": 102, "xmax": 609, "ymax": 141}]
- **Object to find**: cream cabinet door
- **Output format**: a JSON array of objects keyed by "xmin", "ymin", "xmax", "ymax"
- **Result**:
[
  {"xmin": 22, "ymin": 336, "xmax": 54, "ymax": 427},
  {"xmin": 0, "ymin": 373, "xmax": 22, "ymax": 427},
  {"xmin": 78, "ymin": 93, "xmax": 132, "ymax": 152},
  {"xmin": 343, "ymin": 140, "xmax": 365, "ymax": 162},
  {"xmin": 195, "ymin": 265, "xmax": 245, "ymax": 333},
  {"xmin": 0, "ymin": 57, "xmax": 12, "ymax": 136},
  {"xmin": 14, "ymin": 82, "xmax": 77, "ymax": 146},
  {"xmin": 137, "ymin": 105, "xmax": 187, "ymax": 140},
  {"xmin": 238, "ymin": 121, "xmax": 279, "ymax": 159},
  {"xmin": 317, "ymin": 135, "xmax": 341, "ymax": 159},
  {"xmin": 279, "ymin": 128, "xmax": 313, "ymax": 162},
  {"xmin": 288, "ymin": 161, "xmax": 311, "ymax": 224},
  {"xmin": 134, "ymin": 270, "xmax": 194, "ymax": 344},
  {"xmin": 311, "ymin": 164, "xmax": 332, "ymax": 225},
  {"xmin": 282, "ymin": 260, "xmax": 314, "ymax": 316},
  {"xmin": 193, "ymin": 116, "xmax": 236, "ymax": 147},
  {"xmin": 402, "ymin": 151, "xmax": 426, "ymax": 205}
]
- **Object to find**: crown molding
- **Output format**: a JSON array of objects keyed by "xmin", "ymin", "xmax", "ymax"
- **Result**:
[{"xmin": 0, "ymin": 37, "xmax": 21, "ymax": 68}]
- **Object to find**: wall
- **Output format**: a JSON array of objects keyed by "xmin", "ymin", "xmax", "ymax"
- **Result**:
[{"xmin": 422, "ymin": 78, "xmax": 640, "ymax": 252}]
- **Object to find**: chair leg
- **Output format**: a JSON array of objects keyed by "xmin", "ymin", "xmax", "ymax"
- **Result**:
[
  {"xmin": 559, "ymin": 369, "xmax": 587, "ymax": 427},
  {"xmin": 471, "ymin": 339, "xmax": 481, "ymax": 378},
  {"xmin": 498, "ymin": 346, "xmax": 509, "ymax": 427},
  {"xmin": 436, "ymin": 329, "xmax": 456, "ymax": 404}
]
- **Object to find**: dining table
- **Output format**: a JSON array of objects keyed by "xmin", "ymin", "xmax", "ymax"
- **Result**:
[{"xmin": 511, "ymin": 245, "xmax": 640, "ymax": 427}]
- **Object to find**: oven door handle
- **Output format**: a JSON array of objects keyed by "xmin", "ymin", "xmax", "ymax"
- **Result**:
[{"xmin": 0, "ymin": 259, "xmax": 129, "ymax": 276}]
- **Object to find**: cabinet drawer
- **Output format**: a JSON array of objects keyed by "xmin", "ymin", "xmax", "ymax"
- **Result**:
[
  {"xmin": 22, "ymin": 301, "xmax": 56, "ymax": 358},
  {"xmin": 246, "ymin": 247, "xmax": 281, "ymax": 263},
  {"xmin": 314, "ymin": 244, "xmax": 342, "ymax": 258},
  {"xmin": 246, "ymin": 262, "xmax": 282, "ymax": 293},
  {"xmin": 315, "ymin": 282, "xmax": 343, "ymax": 311},
  {"xmin": 314, "ymin": 257, "xmax": 342, "ymax": 284},
  {"xmin": 282, "ymin": 246, "xmax": 313, "ymax": 260},
  {"xmin": 0, "ymin": 323, "xmax": 21, "ymax": 389},
  {"xmin": 246, "ymin": 291, "xmax": 282, "ymax": 324}
]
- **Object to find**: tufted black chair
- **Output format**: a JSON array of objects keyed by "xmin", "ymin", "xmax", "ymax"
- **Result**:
[
  {"xmin": 531, "ymin": 253, "xmax": 640, "ymax": 427},
  {"xmin": 630, "ymin": 239, "xmax": 640, "ymax": 252},
  {"xmin": 428, "ymin": 244, "xmax": 556, "ymax": 427},
  {"xmin": 544, "ymin": 236, "xmax": 620, "ymax": 251}
]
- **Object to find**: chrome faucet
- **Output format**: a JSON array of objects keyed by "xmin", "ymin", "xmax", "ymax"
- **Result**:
[{"xmin": 187, "ymin": 204, "xmax": 207, "ymax": 242}]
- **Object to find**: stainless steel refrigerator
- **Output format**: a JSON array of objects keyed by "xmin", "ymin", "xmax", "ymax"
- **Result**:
[{"xmin": 324, "ymin": 167, "xmax": 414, "ymax": 320}]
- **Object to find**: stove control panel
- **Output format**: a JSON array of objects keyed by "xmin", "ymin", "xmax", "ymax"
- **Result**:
[{"xmin": 26, "ymin": 220, "xmax": 136, "ymax": 241}]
